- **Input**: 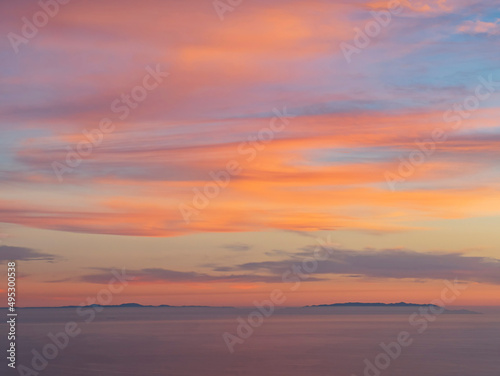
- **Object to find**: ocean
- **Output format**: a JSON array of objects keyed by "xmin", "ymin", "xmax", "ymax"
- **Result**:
[{"xmin": 2, "ymin": 307, "xmax": 499, "ymax": 375}]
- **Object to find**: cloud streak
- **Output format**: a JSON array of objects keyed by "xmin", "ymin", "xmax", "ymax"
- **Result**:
[
  {"xmin": 0, "ymin": 245, "xmax": 57, "ymax": 263},
  {"xmin": 220, "ymin": 248, "xmax": 500, "ymax": 285},
  {"xmin": 79, "ymin": 267, "xmax": 325, "ymax": 285},
  {"xmin": 73, "ymin": 248, "xmax": 500, "ymax": 288}
]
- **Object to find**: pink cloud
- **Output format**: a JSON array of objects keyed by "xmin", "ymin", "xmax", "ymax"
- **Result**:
[{"xmin": 458, "ymin": 19, "xmax": 500, "ymax": 35}]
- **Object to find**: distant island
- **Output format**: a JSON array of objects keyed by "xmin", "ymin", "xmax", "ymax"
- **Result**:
[
  {"xmin": 302, "ymin": 302, "xmax": 480, "ymax": 314},
  {"xmin": 1, "ymin": 302, "xmax": 480, "ymax": 314},
  {"xmin": 5, "ymin": 303, "xmax": 234, "ymax": 309}
]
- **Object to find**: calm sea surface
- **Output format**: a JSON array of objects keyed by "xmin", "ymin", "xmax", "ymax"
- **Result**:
[{"xmin": 2, "ymin": 307, "xmax": 499, "ymax": 375}]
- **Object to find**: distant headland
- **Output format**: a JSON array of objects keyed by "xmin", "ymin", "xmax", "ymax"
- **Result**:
[
  {"xmin": 4, "ymin": 303, "xmax": 234, "ymax": 309},
  {"xmin": 1, "ymin": 302, "xmax": 481, "ymax": 314},
  {"xmin": 302, "ymin": 302, "xmax": 480, "ymax": 314}
]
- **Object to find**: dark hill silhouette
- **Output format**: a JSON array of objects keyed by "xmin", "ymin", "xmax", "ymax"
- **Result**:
[{"xmin": 302, "ymin": 302, "xmax": 480, "ymax": 314}]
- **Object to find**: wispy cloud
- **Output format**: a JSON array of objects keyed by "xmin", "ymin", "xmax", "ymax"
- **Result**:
[
  {"xmin": 1, "ymin": 0, "xmax": 500, "ymax": 240},
  {"xmin": 74, "ymin": 248, "xmax": 500, "ymax": 288},
  {"xmin": 219, "ymin": 247, "xmax": 500, "ymax": 285},
  {"xmin": 0, "ymin": 245, "xmax": 58, "ymax": 263},
  {"xmin": 458, "ymin": 19, "xmax": 500, "ymax": 35},
  {"xmin": 222, "ymin": 243, "xmax": 252, "ymax": 252},
  {"xmin": 79, "ymin": 267, "xmax": 325, "ymax": 285}
]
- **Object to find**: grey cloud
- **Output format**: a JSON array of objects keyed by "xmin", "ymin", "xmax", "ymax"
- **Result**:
[
  {"xmin": 73, "ymin": 248, "xmax": 500, "ymax": 287},
  {"xmin": 0, "ymin": 245, "xmax": 57, "ymax": 263},
  {"xmin": 221, "ymin": 248, "xmax": 500, "ymax": 285},
  {"xmin": 222, "ymin": 243, "xmax": 252, "ymax": 252}
]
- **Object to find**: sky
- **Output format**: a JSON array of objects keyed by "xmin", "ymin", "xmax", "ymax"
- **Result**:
[{"xmin": 0, "ymin": 0, "xmax": 499, "ymax": 307}]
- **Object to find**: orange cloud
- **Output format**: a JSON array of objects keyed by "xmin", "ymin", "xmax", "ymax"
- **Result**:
[{"xmin": 458, "ymin": 19, "xmax": 500, "ymax": 35}]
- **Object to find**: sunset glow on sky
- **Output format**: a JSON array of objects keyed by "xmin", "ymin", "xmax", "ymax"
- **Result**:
[{"xmin": 1, "ymin": 0, "xmax": 499, "ymax": 307}]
